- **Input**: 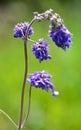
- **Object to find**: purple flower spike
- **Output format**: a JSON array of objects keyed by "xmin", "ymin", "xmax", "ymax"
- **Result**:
[
  {"xmin": 49, "ymin": 25, "xmax": 72, "ymax": 50},
  {"xmin": 28, "ymin": 71, "xmax": 59, "ymax": 96},
  {"xmin": 14, "ymin": 22, "xmax": 34, "ymax": 40},
  {"xmin": 32, "ymin": 38, "xmax": 51, "ymax": 62}
]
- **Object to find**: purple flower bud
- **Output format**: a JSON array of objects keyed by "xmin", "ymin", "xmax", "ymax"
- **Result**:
[
  {"xmin": 34, "ymin": 12, "xmax": 43, "ymax": 21},
  {"xmin": 44, "ymin": 9, "xmax": 53, "ymax": 20},
  {"xmin": 28, "ymin": 71, "xmax": 59, "ymax": 96},
  {"xmin": 49, "ymin": 25, "xmax": 72, "ymax": 50},
  {"xmin": 14, "ymin": 22, "xmax": 34, "ymax": 41},
  {"xmin": 32, "ymin": 38, "xmax": 51, "ymax": 62}
]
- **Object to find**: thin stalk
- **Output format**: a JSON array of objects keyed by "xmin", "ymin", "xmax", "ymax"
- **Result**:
[
  {"xmin": 18, "ymin": 17, "xmax": 37, "ymax": 130},
  {"xmin": 18, "ymin": 40, "xmax": 28, "ymax": 130},
  {"xmin": 24, "ymin": 18, "xmax": 36, "ymax": 40},
  {"xmin": 27, "ymin": 18, "xmax": 36, "ymax": 34},
  {"xmin": 21, "ymin": 85, "xmax": 32, "ymax": 129},
  {"xmin": 28, "ymin": 38, "xmax": 37, "ymax": 43},
  {"xmin": 0, "ymin": 109, "xmax": 17, "ymax": 128}
]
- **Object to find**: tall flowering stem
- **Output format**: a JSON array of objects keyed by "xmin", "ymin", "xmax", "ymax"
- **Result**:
[
  {"xmin": 13, "ymin": 9, "xmax": 72, "ymax": 130},
  {"xmin": 18, "ymin": 40, "xmax": 28, "ymax": 130},
  {"xmin": 17, "ymin": 19, "xmax": 36, "ymax": 130}
]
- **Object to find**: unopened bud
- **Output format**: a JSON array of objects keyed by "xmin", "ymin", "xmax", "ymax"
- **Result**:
[{"xmin": 50, "ymin": 13, "xmax": 63, "ymax": 29}]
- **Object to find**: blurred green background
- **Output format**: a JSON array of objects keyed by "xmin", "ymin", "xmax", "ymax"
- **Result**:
[{"xmin": 0, "ymin": 0, "xmax": 81, "ymax": 130}]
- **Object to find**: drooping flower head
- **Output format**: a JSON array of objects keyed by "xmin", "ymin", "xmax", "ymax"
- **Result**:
[
  {"xmin": 28, "ymin": 71, "xmax": 59, "ymax": 96},
  {"xmin": 14, "ymin": 22, "xmax": 34, "ymax": 41},
  {"xmin": 48, "ymin": 13, "xmax": 72, "ymax": 50},
  {"xmin": 32, "ymin": 38, "xmax": 51, "ymax": 62},
  {"xmin": 49, "ymin": 25, "xmax": 72, "ymax": 50}
]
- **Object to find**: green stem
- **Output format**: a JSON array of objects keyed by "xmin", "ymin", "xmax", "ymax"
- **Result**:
[
  {"xmin": 28, "ymin": 38, "xmax": 37, "ymax": 43},
  {"xmin": 18, "ymin": 17, "xmax": 36, "ymax": 130},
  {"xmin": 21, "ymin": 85, "xmax": 32, "ymax": 129},
  {"xmin": 18, "ymin": 40, "xmax": 28, "ymax": 130},
  {"xmin": 27, "ymin": 18, "xmax": 36, "ymax": 34},
  {"xmin": 0, "ymin": 109, "xmax": 17, "ymax": 128}
]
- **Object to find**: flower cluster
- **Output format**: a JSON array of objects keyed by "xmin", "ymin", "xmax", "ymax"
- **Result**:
[
  {"xmin": 14, "ymin": 9, "xmax": 73, "ymax": 97},
  {"xmin": 28, "ymin": 71, "xmax": 59, "ymax": 96},
  {"xmin": 32, "ymin": 38, "xmax": 51, "ymax": 62},
  {"xmin": 49, "ymin": 25, "xmax": 72, "ymax": 50},
  {"xmin": 14, "ymin": 22, "xmax": 33, "ymax": 41},
  {"xmin": 48, "ymin": 13, "xmax": 72, "ymax": 50}
]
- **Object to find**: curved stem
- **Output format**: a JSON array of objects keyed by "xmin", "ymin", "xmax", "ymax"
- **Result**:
[
  {"xmin": 27, "ymin": 18, "xmax": 36, "ymax": 34},
  {"xmin": 28, "ymin": 38, "xmax": 42, "ymax": 47},
  {"xmin": 28, "ymin": 38, "xmax": 37, "ymax": 43},
  {"xmin": 21, "ymin": 85, "xmax": 32, "ymax": 129},
  {"xmin": 0, "ymin": 109, "xmax": 17, "ymax": 128},
  {"xmin": 18, "ymin": 17, "xmax": 37, "ymax": 130},
  {"xmin": 18, "ymin": 40, "xmax": 28, "ymax": 130}
]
